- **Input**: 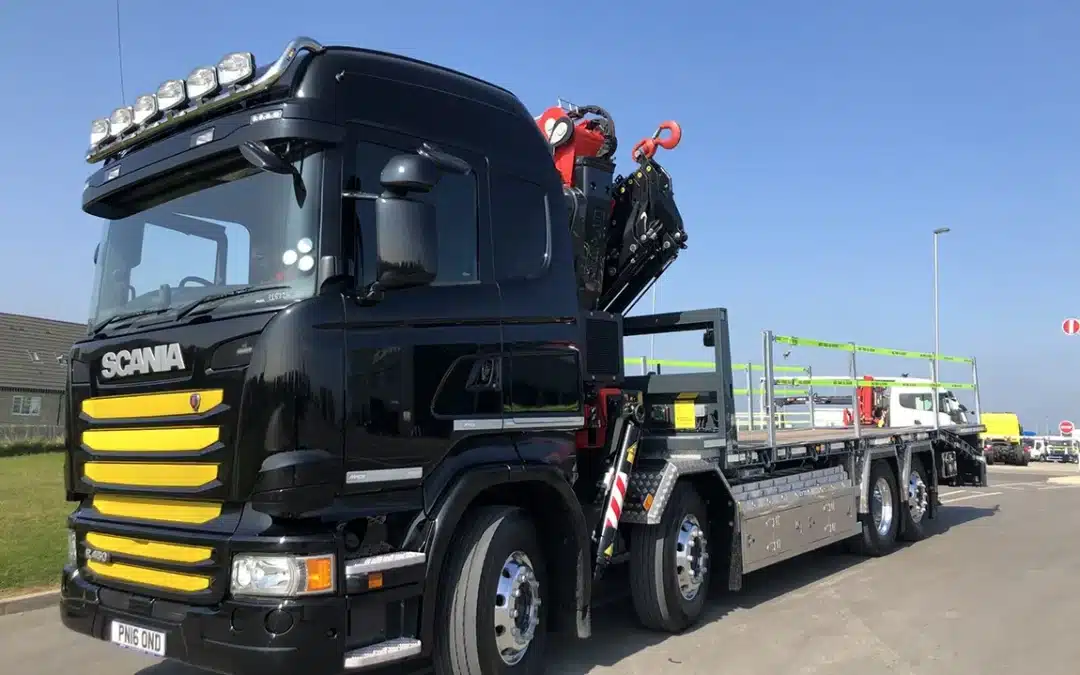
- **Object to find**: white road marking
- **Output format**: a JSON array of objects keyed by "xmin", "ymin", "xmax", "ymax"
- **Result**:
[
  {"xmin": 939, "ymin": 490, "xmax": 967, "ymax": 498},
  {"xmin": 941, "ymin": 491, "xmax": 1003, "ymax": 504}
]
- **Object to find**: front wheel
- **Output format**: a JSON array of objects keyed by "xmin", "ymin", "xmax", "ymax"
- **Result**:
[
  {"xmin": 629, "ymin": 482, "xmax": 712, "ymax": 633},
  {"xmin": 434, "ymin": 506, "xmax": 547, "ymax": 675}
]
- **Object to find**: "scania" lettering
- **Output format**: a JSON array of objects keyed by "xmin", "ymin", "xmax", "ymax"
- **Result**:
[{"xmin": 100, "ymin": 343, "xmax": 186, "ymax": 380}]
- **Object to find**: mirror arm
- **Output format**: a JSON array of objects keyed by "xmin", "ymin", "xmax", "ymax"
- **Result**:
[{"xmin": 418, "ymin": 142, "xmax": 471, "ymax": 175}]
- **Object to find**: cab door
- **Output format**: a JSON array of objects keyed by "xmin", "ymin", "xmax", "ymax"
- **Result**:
[{"xmin": 339, "ymin": 125, "xmax": 506, "ymax": 494}]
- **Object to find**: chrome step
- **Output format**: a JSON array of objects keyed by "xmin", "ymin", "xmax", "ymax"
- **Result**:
[
  {"xmin": 343, "ymin": 638, "xmax": 422, "ymax": 670},
  {"xmin": 345, "ymin": 551, "xmax": 426, "ymax": 576}
]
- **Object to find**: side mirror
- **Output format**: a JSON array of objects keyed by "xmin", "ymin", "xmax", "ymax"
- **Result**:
[
  {"xmin": 374, "ymin": 196, "xmax": 437, "ymax": 290},
  {"xmin": 380, "ymin": 153, "xmax": 442, "ymax": 195},
  {"xmin": 352, "ymin": 147, "xmax": 471, "ymax": 299}
]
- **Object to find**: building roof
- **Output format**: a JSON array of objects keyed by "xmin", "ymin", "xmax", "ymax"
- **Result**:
[{"xmin": 0, "ymin": 312, "xmax": 87, "ymax": 392}]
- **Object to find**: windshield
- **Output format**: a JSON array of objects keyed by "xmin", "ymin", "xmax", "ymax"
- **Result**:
[
  {"xmin": 87, "ymin": 141, "xmax": 324, "ymax": 328},
  {"xmin": 938, "ymin": 393, "xmax": 959, "ymax": 413}
]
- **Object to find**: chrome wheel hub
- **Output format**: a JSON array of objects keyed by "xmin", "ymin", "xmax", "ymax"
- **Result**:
[
  {"xmin": 872, "ymin": 476, "xmax": 894, "ymax": 537},
  {"xmin": 908, "ymin": 472, "xmax": 928, "ymax": 524},
  {"xmin": 675, "ymin": 514, "xmax": 708, "ymax": 601},
  {"xmin": 493, "ymin": 551, "xmax": 541, "ymax": 666}
]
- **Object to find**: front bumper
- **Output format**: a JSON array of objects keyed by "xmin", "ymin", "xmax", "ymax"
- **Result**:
[{"xmin": 61, "ymin": 567, "xmax": 347, "ymax": 675}]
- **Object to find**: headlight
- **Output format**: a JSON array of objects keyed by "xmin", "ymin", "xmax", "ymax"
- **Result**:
[
  {"xmin": 186, "ymin": 66, "xmax": 219, "ymax": 100},
  {"xmin": 156, "ymin": 79, "xmax": 187, "ymax": 112},
  {"xmin": 108, "ymin": 106, "xmax": 134, "ymax": 137},
  {"xmin": 67, "ymin": 530, "xmax": 77, "ymax": 566},
  {"xmin": 132, "ymin": 94, "xmax": 159, "ymax": 126},
  {"xmin": 90, "ymin": 118, "xmax": 110, "ymax": 147},
  {"xmin": 230, "ymin": 553, "xmax": 335, "ymax": 598},
  {"xmin": 217, "ymin": 52, "xmax": 254, "ymax": 87}
]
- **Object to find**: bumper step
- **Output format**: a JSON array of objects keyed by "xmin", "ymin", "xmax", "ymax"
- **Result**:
[{"xmin": 343, "ymin": 638, "xmax": 422, "ymax": 670}]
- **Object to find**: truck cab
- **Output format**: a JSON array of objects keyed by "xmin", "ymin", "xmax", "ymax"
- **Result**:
[
  {"xmin": 61, "ymin": 36, "xmax": 689, "ymax": 675},
  {"xmin": 978, "ymin": 412, "xmax": 1025, "ymax": 465},
  {"xmin": 880, "ymin": 378, "xmax": 970, "ymax": 427},
  {"xmin": 64, "ymin": 37, "xmax": 597, "ymax": 675}
]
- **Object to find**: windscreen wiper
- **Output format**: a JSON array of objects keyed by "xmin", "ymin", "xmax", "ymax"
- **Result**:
[
  {"xmin": 172, "ymin": 284, "xmax": 292, "ymax": 322},
  {"xmin": 90, "ymin": 307, "xmax": 172, "ymax": 336}
]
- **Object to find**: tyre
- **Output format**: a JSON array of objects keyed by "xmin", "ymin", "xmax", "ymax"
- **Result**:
[
  {"xmin": 899, "ymin": 456, "xmax": 930, "ymax": 542},
  {"xmin": 434, "ymin": 506, "xmax": 547, "ymax": 675},
  {"xmin": 848, "ymin": 459, "xmax": 900, "ymax": 556},
  {"xmin": 628, "ymin": 482, "xmax": 711, "ymax": 633}
]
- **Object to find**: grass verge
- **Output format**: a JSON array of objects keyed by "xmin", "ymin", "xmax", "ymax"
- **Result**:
[{"xmin": 0, "ymin": 452, "xmax": 69, "ymax": 595}]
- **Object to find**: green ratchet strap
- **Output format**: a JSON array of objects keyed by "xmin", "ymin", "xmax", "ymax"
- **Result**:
[
  {"xmin": 623, "ymin": 357, "xmax": 807, "ymax": 373},
  {"xmin": 773, "ymin": 376, "xmax": 974, "ymax": 390},
  {"xmin": 771, "ymin": 335, "xmax": 974, "ymax": 364}
]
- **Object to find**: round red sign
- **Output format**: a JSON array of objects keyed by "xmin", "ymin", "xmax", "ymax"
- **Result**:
[
  {"xmin": 1060, "ymin": 420, "xmax": 1074, "ymax": 435},
  {"xmin": 1063, "ymin": 318, "xmax": 1080, "ymax": 335}
]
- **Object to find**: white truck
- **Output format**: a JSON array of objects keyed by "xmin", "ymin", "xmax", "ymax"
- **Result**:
[{"xmin": 766, "ymin": 375, "xmax": 972, "ymax": 430}]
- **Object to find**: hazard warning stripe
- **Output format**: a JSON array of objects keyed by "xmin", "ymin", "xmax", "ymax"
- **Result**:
[{"xmin": 605, "ymin": 473, "xmax": 628, "ymax": 529}]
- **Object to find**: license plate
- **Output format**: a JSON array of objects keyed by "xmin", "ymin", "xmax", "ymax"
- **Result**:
[{"xmin": 109, "ymin": 620, "xmax": 166, "ymax": 657}]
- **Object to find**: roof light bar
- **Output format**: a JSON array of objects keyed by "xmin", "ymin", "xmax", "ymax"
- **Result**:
[{"xmin": 85, "ymin": 37, "xmax": 325, "ymax": 165}]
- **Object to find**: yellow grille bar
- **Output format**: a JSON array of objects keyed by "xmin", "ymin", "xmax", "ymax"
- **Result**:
[
  {"xmin": 85, "ymin": 532, "xmax": 212, "ymax": 564},
  {"xmin": 82, "ymin": 427, "xmax": 220, "ymax": 453},
  {"xmin": 91, "ymin": 495, "xmax": 223, "ymax": 524},
  {"xmin": 81, "ymin": 389, "xmax": 224, "ymax": 420},
  {"xmin": 87, "ymin": 560, "xmax": 211, "ymax": 592},
  {"xmin": 83, "ymin": 462, "xmax": 218, "ymax": 489}
]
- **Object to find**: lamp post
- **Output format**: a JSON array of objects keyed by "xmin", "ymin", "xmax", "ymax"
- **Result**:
[{"xmin": 933, "ymin": 227, "xmax": 950, "ymax": 394}]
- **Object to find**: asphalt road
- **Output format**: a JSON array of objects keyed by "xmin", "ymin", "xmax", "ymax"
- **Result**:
[{"xmin": 5, "ymin": 463, "xmax": 1080, "ymax": 675}]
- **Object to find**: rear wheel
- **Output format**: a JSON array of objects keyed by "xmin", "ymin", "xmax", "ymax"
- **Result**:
[
  {"xmin": 849, "ymin": 459, "xmax": 900, "ymax": 556},
  {"xmin": 434, "ymin": 506, "xmax": 547, "ymax": 675},
  {"xmin": 629, "ymin": 482, "xmax": 711, "ymax": 633},
  {"xmin": 899, "ymin": 456, "xmax": 930, "ymax": 542}
]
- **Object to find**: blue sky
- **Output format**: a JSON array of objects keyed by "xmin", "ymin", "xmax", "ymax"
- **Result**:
[{"xmin": 1, "ymin": 0, "xmax": 1078, "ymax": 429}]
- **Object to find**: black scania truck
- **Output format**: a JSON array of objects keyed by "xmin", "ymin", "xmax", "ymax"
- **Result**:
[{"xmin": 60, "ymin": 36, "xmax": 987, "ymax": 675}]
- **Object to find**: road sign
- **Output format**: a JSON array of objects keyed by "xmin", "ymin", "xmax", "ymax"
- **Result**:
[
  {"xmin": 1063, "ymin": 318, "xmax": 1080, "ymax": 335},
  {"xmin": 1060, "ymin": 420, "xmax": 1074, "ymax": 435}
]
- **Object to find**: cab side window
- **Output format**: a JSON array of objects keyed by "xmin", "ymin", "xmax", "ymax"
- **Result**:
[
  {"xmin": 354, "ymin": 140, "xmax": 479, "ymax": 285},
  {"xmin": 490, "ymin": 172, "xmax": 550, "ymax": 280},
  {"xmin": 899, "ymin": 393, "xmax": 933, "ymax": 411}
]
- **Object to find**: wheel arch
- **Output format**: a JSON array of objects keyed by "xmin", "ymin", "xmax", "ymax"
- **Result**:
[
  {"xmin": 626, "ymin": 464, "xmax": 740, "ymax": 592},
  {"xmin": 418, "ymin": 463, "xmax": 592, "ymax": 656}
]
